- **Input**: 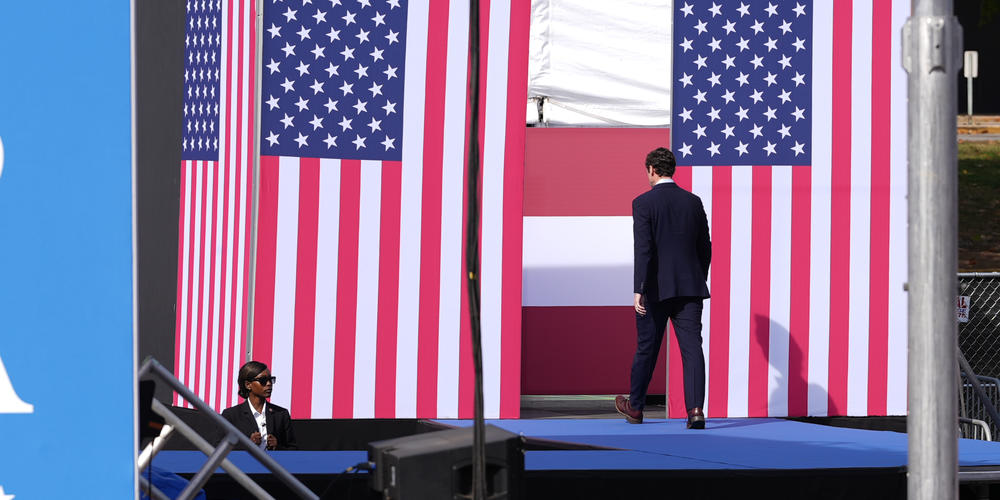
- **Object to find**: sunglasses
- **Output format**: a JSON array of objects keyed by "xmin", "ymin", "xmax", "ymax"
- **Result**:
[{"xmin": 251, "ymin": 375, "xmax": 277, "ymax": 385}]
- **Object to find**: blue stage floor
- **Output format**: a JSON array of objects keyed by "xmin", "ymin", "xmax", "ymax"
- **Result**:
[
  {"xmin": 447, "ymin": 418, "xmax": 1000, "ymax": 471},
  {"xmin": 155, "ymin": 417, "xmax": 1000, "ymax": 475}
]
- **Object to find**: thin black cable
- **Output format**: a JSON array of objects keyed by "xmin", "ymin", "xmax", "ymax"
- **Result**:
[
  {"xmin": 465, "ymin": 0, "xmax": 486, "ymax": 499},
  {"xmin": 318, "ymin": 461, "xmax": 373, "ymax": 500}
]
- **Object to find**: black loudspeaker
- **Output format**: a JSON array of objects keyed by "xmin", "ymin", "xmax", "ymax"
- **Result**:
[
  {"xmin": 368, "ymin": 424, "xmax": 524, "ymax": 500},
  {"xmin": 138, "ymin": 380, "xmax": 165, "ymax": 441}
]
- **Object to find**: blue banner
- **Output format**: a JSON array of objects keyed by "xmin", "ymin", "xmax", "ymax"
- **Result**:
[{"xmin": 0, "ymin": 1, "xmax": 135, "ymax": 498}]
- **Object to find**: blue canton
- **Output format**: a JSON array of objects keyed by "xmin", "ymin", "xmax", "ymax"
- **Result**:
[
  {"xmin": 261, "ymin": 0, "xmax": 408, "ymax": 161},
  {"xmin": 183, "ymin": 0, "xmax": 222, "ymax": 161},
  {"xmin": 671, "ymin": 0, "xmax": 812, "ymax": 165}
]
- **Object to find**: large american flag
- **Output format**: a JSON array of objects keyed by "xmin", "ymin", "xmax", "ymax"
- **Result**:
[
  {"xmin": 521, "ymin": 0, "xmax": 908, "ymax": 418},
  {"xmin": 669, "ymin": 0, "xmax": 908, "ymax": 417},
  {"xmin": 174, "ymin": 0, "xmax": 256, "ymax": 411},
  {"xmin": 251, "ymin": 0, "xmax": 529, "ymax": 419}
]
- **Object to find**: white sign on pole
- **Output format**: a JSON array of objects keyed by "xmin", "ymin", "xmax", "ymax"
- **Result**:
[
  {"xmin": 957, "ymin": 295, "xmax": 971, "ymax": 323},
  {"xmin": 964, "ymin": 51, "xmax": 979, "ymax": 78},
  {"xmin": 965, "ymin": 51, "xmax": 978, "ymax": 117}
]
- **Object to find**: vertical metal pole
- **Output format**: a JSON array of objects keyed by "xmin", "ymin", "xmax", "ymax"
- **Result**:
[
  {"xmin": 902, "ymin": 1, "xmax": 962, "ymax": 499},
  {"xmin": 245, "ymin": 0, "xmax": 265, "ymax": 363},
  {"xmin": 966, "ymin": 75, "xmax": 973, "ymax": 118}
]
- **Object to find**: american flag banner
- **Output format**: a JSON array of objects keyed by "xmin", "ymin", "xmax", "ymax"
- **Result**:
[
  {"xmin": 251, "ymin": 0, "xmax": 529, "ymax": 418},
  {"xmin": 669, "ymin": 0, "xmax": 908, "ymax": 418},
  {"xmin": 174, "ymin": 0, "xmax": 257, "ymax": 411}
]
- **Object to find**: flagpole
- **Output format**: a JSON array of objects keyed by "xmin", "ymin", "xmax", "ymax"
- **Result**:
[
  {"xmin": 903, "ymin": 1, "xmax": 962, "ymax": 499},
  {"xmin": 245, "ymin": 0, "xmax": 265, "ymax": 365}
]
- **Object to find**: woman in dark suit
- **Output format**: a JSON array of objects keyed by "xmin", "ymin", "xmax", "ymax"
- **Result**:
[{"xmin": 221, "ymin": 361, "xmax": 298, "ymax": 450}]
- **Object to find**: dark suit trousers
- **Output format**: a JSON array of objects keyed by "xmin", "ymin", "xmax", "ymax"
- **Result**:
[{"xmin": 629, "ymin": 297, "xmax": 705, "ymax": 412}]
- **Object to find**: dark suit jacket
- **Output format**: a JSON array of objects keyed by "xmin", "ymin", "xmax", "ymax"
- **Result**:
[
  {"xmin": 633, "ymin": 182, "xmax": 711, "ymax": 301},
  {"xmin": 221, "ymin": 401, "xmax": 298, "ymax": 450}
]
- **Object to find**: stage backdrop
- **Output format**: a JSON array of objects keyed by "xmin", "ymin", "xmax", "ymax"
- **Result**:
[
  {"xmin": 0, "ymin": 1, "xmax": 136, "ymax": 497},
  {"xmin": 176, "ymin": 0, "xmax": 911, "ymax": 419},
  {"xmin": 175, "ymin": 0, "xmax": 530, "ymax": 419},
  {"xmin": 522, "ymin": 0, "xmax": 909, "ymax": 418}
]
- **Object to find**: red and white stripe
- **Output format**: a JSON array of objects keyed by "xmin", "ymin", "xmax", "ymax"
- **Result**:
[
  {"xmin": 250, "ymin": 0, "xmax": 529, "ymax": 419},
  {"xmin": 522, "ymin": 0, "xmax": 908, "ymax": 417},
  {"xmin": 175, "ymin": 0, "xmax": 256, "ymax": 411}
]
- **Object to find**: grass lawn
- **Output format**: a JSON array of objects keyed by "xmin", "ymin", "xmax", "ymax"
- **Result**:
[{"xmin": 959, "ymin": 140, "xmax": 1000, "ymax": 271}]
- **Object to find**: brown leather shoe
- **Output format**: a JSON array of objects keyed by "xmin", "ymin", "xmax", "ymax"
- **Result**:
[
  {"xmin": 687, "ymin": 407, "xmax": 705, "ymax": 429},
  {"xmin": 615, "ymin": 395, "xmax": 643, "ymax": 424}
]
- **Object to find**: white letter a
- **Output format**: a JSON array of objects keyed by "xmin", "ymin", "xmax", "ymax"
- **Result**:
[{"xmin": 0, "ymin": 354, "xmax": 33, "ymax": 413}]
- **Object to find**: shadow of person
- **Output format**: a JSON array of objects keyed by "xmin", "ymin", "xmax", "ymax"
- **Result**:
[{"xmin": 752, "ymin": 313, "xmax": 830, "ymax": 417}]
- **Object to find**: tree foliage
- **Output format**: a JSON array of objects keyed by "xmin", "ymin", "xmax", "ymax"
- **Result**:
[{"xmin": 982, "ymin": 0, "xmax": 1000, "ymax": 27}]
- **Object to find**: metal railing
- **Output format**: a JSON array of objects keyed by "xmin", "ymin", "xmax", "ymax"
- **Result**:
[
  {"xmin": 958, "ymin": 417, "xmax": 992, "ymax": 441},
  {"xmin": 958, "ymin": 273, "xmax": 1000, "ymax": 379},
  {"xmin": 959, "ymin": 366, "xmax": 1000, "ymax": 442},
  {"xmin": 138, "ymin": 357, "xmax": 318, "ymax": 500}
]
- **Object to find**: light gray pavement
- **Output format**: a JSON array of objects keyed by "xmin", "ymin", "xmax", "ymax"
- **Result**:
[{"xmin": 960, "ymin": 134, "xmax": 1000, "ymax": 142}]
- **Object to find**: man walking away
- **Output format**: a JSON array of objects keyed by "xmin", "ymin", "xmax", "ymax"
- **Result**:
[{"xmin": 615, "ymin": 147, "xmax": 711, "ymax": 429}]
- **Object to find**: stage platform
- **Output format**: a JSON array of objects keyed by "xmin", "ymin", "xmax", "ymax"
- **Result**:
[
  {"xmin": 153, "ymin": 413, "xmax": 1000, "ymax": 499},
  {"xmin": 442, "ymin": 417, "xmax": 1000, "ymax": 471}
]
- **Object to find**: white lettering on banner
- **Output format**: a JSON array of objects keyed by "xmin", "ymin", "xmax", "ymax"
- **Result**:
[
  {"xmin": 957, "ymin": 295, "xmax": 971, "ymax": 324},
  {"xmin": 0, "ymin": 354, "xmax": 33, "ymax": 414},
  {"xmin": 0, "ymin": 485, "xmax": 14, "ymax": 500}
]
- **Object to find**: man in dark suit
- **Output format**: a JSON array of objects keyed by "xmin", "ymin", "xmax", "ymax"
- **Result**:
[
  {"xmin": 615, "ymin": 147, "xmax": 711, "ymax": 429},
  {"xmin": 221, "ymin": 361, "xmax": 298, "ymax": 450}
]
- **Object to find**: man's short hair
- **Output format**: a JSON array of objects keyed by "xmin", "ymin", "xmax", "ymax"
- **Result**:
[{"xmin": 646, "ymin": 147, "xmax": 676, "ymax": 178}]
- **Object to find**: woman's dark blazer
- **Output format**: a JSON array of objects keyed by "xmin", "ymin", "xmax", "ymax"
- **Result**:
[{"xmin": 221, "ymin": 401, "xmax": 298, "ymax": 450}]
